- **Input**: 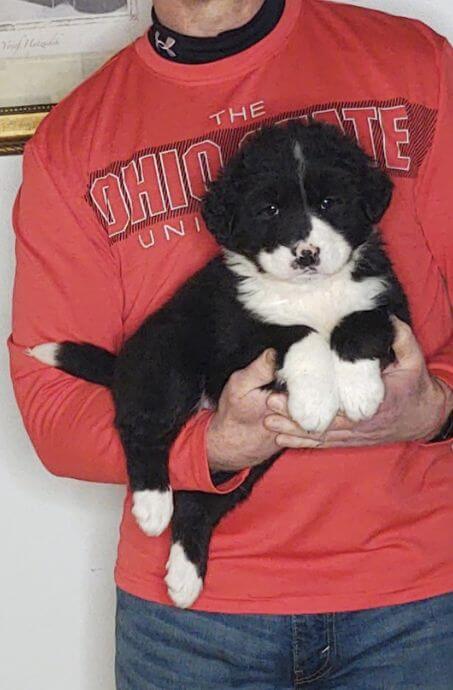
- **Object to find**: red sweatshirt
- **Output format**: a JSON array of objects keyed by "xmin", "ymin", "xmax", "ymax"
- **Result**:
[{"xmin": 9, "ymin": 0, "xmax": 453, "ymax": 614}]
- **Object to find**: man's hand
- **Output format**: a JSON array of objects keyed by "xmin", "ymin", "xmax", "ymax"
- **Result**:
[
  {"xmin": 206, "ymin": 350, "xmax": 280, "ymax": 473},
  {"xmin": 207, "ymin": 350, "xmax": 323, "ymax": 473},
  {"xmin": 265, "ymin": 319, "xmax": 453, "ymax": 449}
]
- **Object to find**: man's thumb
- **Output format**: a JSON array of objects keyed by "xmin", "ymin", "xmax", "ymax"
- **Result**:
[
  {"xmin": 391, "ymin": 317, "xmax": 420, "ymax": 365},
  {"xmin": 239, "ymin": 349, "xmax": 277, "ymax": 390}
]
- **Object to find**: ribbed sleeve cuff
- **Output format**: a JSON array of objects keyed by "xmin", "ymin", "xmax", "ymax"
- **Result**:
[{"xmin": 169, "ymin": 409, "xmax": 250, "ymax": 493}]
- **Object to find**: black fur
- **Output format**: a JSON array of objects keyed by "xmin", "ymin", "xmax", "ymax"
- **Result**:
[
  {"xmin": 58, "ymin": 342, "xmax": 115, "ymax": 387},
  {"xmin": 331, "ymin": 232, "xmax": 410, "ymax": 368},
  {"xmin": 47, "ymin": 122, "xmax": 409, "ymax": 605}
]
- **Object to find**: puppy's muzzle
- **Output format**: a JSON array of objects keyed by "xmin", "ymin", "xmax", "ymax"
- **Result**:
[{"xmin": 293, "ymin": 242, "xmax": 320, "ymax": 268}]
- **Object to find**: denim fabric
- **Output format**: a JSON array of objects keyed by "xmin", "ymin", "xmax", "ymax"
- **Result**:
[{"xmin": 115, "ymin": 589, "xmax": 453, "ymax": 689}]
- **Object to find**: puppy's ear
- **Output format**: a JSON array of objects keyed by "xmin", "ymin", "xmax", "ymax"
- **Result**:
[
  {"xmin": 202, "ymin": 169, "xmax": 240, "ymax": 247},
  {"xmin": 362, "ymin": 164, "xmax": 393, "ymax": 224}
]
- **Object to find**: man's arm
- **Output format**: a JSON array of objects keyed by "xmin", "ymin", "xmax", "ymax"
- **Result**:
[
  {"xmin": 414, "ymin": 39, "xmax": 453, "ymax": 393},
  {"xmin": 10, "ymin": 140, "xmax": 277, "ymax": 492},
  {"xmin": 265, "ymin": 39, "xmax": 453, "ymax": 449},
  {"xmin": 9, "ymin": 142, "xmax": 127, "ymax": 483}
]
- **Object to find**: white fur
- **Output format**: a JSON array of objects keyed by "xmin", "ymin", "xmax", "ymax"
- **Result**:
[
  {"xmin": 225, "ymin": 250, "xmax": 386, "ymax": 337},
  {"xmin": 256, "ymin": 216, "xmax": 353, "ymax": 283},
  {"xmin": 279, "ymin": 333, "xmax": 339, "ymax": 432},
  {"xmin": 26, "ymin": 342, "xmax": 60, "ymax": 366},
  {"xmin": 258, "ymin": 244, "xmax": 298, "ymax": 281},
  {"xmin": 334, "ymin": 356, "xmax": 385, "ymax": 421},
  {"xmin": 226, "ymin": 240, "xmax": 388, "ymax": 427},
  {"xmin": 132, "ymin": 489, "xmax": 173, "ymax": 537},
  {"xmin": 305, "ymin": 216, "xmax": 353, "ymax": 276},
  {"xmin": 165, "ymin": 542, "xmax": 203, "ymax": 609},
  {"xmin": 293, "ymin": 141, "xmax": 305, "ymax": 179}
]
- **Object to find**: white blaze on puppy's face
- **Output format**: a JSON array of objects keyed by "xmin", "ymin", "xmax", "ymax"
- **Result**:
[
  {"xmin": 306, "ymin": 216, "xmax": 352, "ymax": 276},
  {"xmin": 293, "ymin": 140, "xmax": 305, "ymax": 173},
  {"xmin": 257, "ymin": 216, "xmax": 352, "ymax": 282}
]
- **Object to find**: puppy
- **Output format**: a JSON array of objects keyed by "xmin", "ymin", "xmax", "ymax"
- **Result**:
[{"xmin": 28, "ymin": 122, "xmax": 410, "ymax": 608}]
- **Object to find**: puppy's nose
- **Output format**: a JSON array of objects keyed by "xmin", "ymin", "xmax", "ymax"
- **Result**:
[
  {"xmin": 299, "ymin": 249, "xmax": 317, "ymax": 267},
  {"xmin": 293, "ymin": 242, "xmax": 320, "ymax": 267}
]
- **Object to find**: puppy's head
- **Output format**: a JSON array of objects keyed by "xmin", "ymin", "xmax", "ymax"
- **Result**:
[{"xmin": 202, "ymin": 121, "xmax": 392, "ymax": 281}]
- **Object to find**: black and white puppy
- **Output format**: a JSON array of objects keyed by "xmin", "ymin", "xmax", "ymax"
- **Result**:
[{"xmin": 28, "ymin": 122, "xmax": 409, "ymax": 608}]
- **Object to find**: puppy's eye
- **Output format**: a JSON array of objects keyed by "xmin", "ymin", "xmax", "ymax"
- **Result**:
[
  {"xmin": 261, "ymin": 204, "xmax": 280, "ymax": 217},
  {"xmin": 320, "ymin": 197, "xmax": 336, "ymax": 211}
]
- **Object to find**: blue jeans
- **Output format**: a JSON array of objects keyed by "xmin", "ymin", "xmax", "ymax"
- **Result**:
[{"xmin": 116, "ymin": 589, "xmax": 453, "ymax": 689}]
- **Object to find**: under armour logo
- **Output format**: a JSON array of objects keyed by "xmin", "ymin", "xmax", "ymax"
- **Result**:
[{"xmin": 155, "ymin": 31, "xmax": 177, "ymax": 58}]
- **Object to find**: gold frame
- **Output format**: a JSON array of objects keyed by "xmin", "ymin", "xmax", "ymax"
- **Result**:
[{"xmin": 0, "ymin": 105, "xmax": 53, "ymax": 156}]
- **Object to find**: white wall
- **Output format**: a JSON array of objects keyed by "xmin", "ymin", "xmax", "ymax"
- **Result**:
[
  {"xmin": 0, "ymin": 3, "xmax": 451, "ymax": 690},
  {"xmin": 0, "ymin": 156, "xmax": 124, "ymax": 689}
]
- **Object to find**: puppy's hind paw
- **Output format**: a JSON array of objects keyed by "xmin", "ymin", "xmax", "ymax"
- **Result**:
[
  {"xmin": 165, "ymin": 542, "xmax": 203, "ymax": 609},
  {"xmin": 132, "ymin": 488, "xmax": 173, "ymax": 537}
]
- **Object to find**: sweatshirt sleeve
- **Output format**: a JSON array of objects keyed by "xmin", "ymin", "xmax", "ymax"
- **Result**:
[
  {"xmin": 414, "ymin": 39, "xmax": 453, "ymax": 390},
  {"xmin": 9, "ymin": 141, "xmax": 247, "ymax": 493}
]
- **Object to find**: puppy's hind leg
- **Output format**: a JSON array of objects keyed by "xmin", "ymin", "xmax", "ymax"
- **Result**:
[
  {"xmin": 166, "ymin": 458, "xmax": 278, "ymax": 608},
  {"xmin": 117, "ymin": 355, "xmax": 205, "ymax": 537},
  {"xmin": 119, "ymin": 417, "xmax": 175, "ymax": 537},
  {"xmin": 165, "ymin": 491, "xmax": 211, "ymax": 609}
]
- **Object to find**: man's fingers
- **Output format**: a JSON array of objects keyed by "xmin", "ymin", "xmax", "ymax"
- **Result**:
[
  {"xmin": 267, "ymin": 398, "xmax": 357, "ymax": 433},
  {"xmin": 327, "ymin": 414, "xmax": 356, "ymax": 432},
  {"xmin": 276, "ymin": 433, "xmax": 323, "ymax": 449},
  {"xmin": 276, "ymin": 428, "xmax": 366, "ymax": 448},
  {"xmin": 266, "ymin": 411, "xmax": 376, "ymax": 447},
  {"xmin": 234, "ymin": 349, "xmax": 276, "ymax": 394},
  {"xmin": 267, "ymin": 392, "xmax": 289, "ymax": 414},
  {"xmin": 264, "ymin": 410, "xmax": 326, "ymax": 445},
  {"xmin": 264, "ymin": 414, "xmax": 302, "ymax": 436}
]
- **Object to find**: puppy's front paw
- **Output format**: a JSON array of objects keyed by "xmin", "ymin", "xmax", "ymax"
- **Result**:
[
  {"xmin": 287, "ymin": 375, "xmax": 339, "ymax": 433},
  {"xmin": 280, "ymin": 334, "xmax": 339, "ymax": 433},
  {"xmin": 165, "ymin": 543, "xmax": 203, "ymax": 609},
  {"xmin": 335, "ymin": 358, "xmax": 384, "ymax": 422},
  {"xmin": 132, "ymin": 489, "xmax": 173, "ymax": 536}
]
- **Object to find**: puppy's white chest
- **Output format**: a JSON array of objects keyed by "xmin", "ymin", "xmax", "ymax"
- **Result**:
[{"xmin": 237, "ymin": 269, "xmax": 385, "ymax": 335}]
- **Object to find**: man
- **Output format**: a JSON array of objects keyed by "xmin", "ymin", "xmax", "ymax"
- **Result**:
[{"xmin": 9, "ymin": 0, "xmax": 453, "ymax": 687}]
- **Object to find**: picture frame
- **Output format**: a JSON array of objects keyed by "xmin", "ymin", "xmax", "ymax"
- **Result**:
[
  {"xmin": 0, "ymin": 0, "xmax": 151, "ymax": 155},
  {"xmin": 0, "ymin": 104, "xmax": 51, "ymax": 155}
]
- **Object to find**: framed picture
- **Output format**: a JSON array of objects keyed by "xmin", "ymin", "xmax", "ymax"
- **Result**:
[{"xmin": 0, "ymin": 0, "xmax": 152, "ymax": 154}]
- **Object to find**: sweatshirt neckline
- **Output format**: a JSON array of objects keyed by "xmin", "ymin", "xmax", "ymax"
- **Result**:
[
  {"xmin": 134, "ymin": 0, "xmax": 303, "ymax": 84},
  {"xmin": 148, "ymin": 0, "xmax": 285, "ymax": 65}
]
